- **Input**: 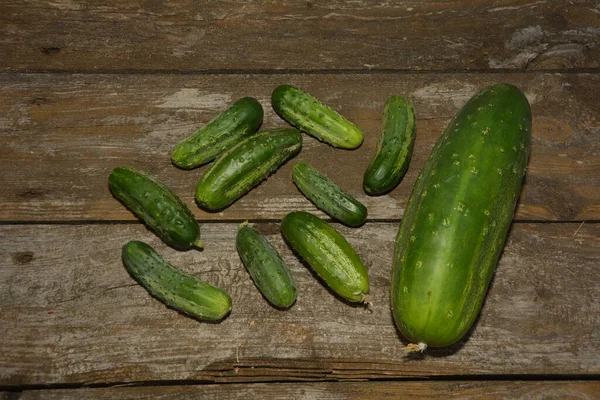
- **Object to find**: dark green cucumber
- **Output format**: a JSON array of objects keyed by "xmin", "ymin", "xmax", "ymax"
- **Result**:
[
  {"xmin": 109, "ymin": 167, "xmax": 202, "ymax": 249},
  {"xmin": 281, "ymin": 211, "xmax": 369, "ymax": 303},
  {"xmin": 195, "ymin": 128, "xmax": 302, "ymax": 211},
  {"xmin": 122, "ymin": 241, "xmax": 231, "ymax": 321},
  {"xmin": 364, "ymin": 96, "xmax": 416, "ymax": 195},
  {"xmin": 391, "ymin": 83, "xmax": 532, "ymax": 350},
  {"xmin": 236, "ymin": 223, "xmax": 296, "ymax": 308},
  {"xmin": 171, "ymin": 97, "xmax": 263, "ymax": 169},
  {"xmin": 272, "ymin": 85, "xmax": 364, "ymax": 149},
  {"xmin": 292, "ymin": 162, "xmax": 367, "ymax": 227}
]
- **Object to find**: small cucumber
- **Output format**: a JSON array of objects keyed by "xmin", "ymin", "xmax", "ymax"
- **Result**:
[
  {"xmin": 292, "ymin": 162, "xmax": 367, "ymax": 227},
  {"xmin": 363, "ymin": 96, "xmax": 416, "ymax": 195},
  {"xmin": 122, "ymin": 241, "xmax": 232, "ymax": 321},
  {"xmin": 272, "ymin": 85, "xmax": 364, "ymax": 149},
  {"xmin": 109, "ymin": 166, "xmax": 202, "ymax": 249},
  {"xmin": 171, "ymin": 97, "xmax": 263, "ymax": 169},
  {"xmin": 236, "ymin": 223, "xmax": 296, "ymax": 308},
  {"xmin": 391, "ymin": 83, "xmax": 532, "ymax": 350},
  {"xmin": 195, "ymin": 128, "xmax": 302, "ymax": 211},
  {"xmin": 281, "ymin": 211, "xmax": 369, "ymax": 303}
]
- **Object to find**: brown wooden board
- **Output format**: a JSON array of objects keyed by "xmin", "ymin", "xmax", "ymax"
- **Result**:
[
  {"xmin": 0, "ymin": 222, "xmax": 598, "ymax": 386},
  {"xmin": 0, "ymin": 1, "xmax": 598, "ymax": 72},
  {"xmin": 0, "ymin": 73, "xmax": 598, "ymax": 222},
  {"xmin": 15, "ymin": 381, "xmax": 600, "ymax": 399}
]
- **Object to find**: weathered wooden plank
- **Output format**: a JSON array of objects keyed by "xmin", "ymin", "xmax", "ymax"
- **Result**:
[
  {"xmin": 0, "ymin": 1, "xmax": 598, "ymax": 72},
  {"xmin": 0, "ymin": 222, "xmax": 598, "ymax": 385},
  {"xmin": 1, "ymin": 73, "xmax": 598, "ymax": 222},
  {"xmin": 16, "ymin": 381, "xmax": 600, "ymax": 399}
]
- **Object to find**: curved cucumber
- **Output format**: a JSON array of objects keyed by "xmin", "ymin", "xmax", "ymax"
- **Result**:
[
  {"xmin": 195, "ymin": 128, "xmax": 302, "ymax": 211},
  {"xmin": 171, "ymin": 97, "xmax": 263, "ymax": 169},
  {"xmin": 281, "ymin": 211, "xmax": 369, "ymax": 303},
  {"xmin": 391, "ymin": 83, "xmax": 532, "ymax": 350},
  {"xmin": 109, "ymin": 166, "xmax": 202, "ymax": 249},
  {"xmin": 272, "ymin": 85, "xmax": 363, "ymax": 149},
  {"xmin": 292, "ymin": 162, "xmax": 367, "ymax": 227},
  {"xmin": 122, "ymin": 241, "xmax": 231, "ymax": 321},
  {"xmin": 236, "ymin": 223, "xmax": 296, "ymax": 308},
  {"xmin": 364, "ymin": 96, "xmax": 416, "ymax": 195}
]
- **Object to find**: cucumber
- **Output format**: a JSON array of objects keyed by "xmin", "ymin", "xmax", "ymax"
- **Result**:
[
  {"xmin": 109, "ymin": 166, "xmax": 202, "ymax": 249},
  {"xmin": 236, "ymin": 222, "xmax": 296, "ymax": 308},
  {"xmin": 363, "ymin": 96, "xmax": 416, "ymax": 195},
  {"xmin": 292, "ymin": 162, "xmax": 367, "ymax": 227},
  {"xmin": 281, "ymin": 211, "xmax": 369, "ymax": 303},
  {"xmin": 171, "ymin": 97, "xmax": 263, "ymax": 169},
  {"xmin": 195, "ymin": 128, "xmax": 302, "ymax": 211},
  {"xmin": 122, "ymin": 241, "xmax": 231, "ymax": 321},
  {"xmin": 391, "ymin": 83, "xmax": 532, "ymax": 350},
  {"xmin": 272, "ymin": 85, "xmax": 364, "ymax": 149}
]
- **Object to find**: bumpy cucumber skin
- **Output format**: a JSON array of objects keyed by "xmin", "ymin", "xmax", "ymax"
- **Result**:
[
  {"xmin": 195, "ymin": 128, "xmax": 302, "ymax": 211},
  {"xmin": 109, "ymin": 167, "xmax": 202, "ymax": 249},
  {"xmin": 292, "ymin": 162, "xmax": 367, "ymax": 227},
  {"xmin": 281, "ymin": 211, "xmax": 369, "ymax": 303},
  {"xmin": 272, "ymin": 85, "xmax": 364, "ymax": 149},
  {"xmin": 391, "ymin": 83, "xmax": 531, "ymax": 348},
  {"xmin": 122, "ymin": 241, "xmax": 231, "ymax": 321},
  {"xmin": 171, "ymin": 97, "xmax": 263, "ymax": 169},
  {"xmin": 364, "ymin": 96, "xmax": 416, "ymax": 195},
  {"xmin": 236, "ymin": 224, "xmax": 297, "ymax": 308}
]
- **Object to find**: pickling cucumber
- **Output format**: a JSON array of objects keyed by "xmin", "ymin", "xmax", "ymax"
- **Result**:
[
  {"xmin": 109, "ymin": 166, "xmax": 202, "ymax": 249},
  {"xmin": 292, "ymin": 162, "xmax": 367, "ymax": 227},
  {"xmin": 122, "ymin": 241, "xmax": 231, "ymax": 321},
  {"xmin": 391, "ymin": 83, "xmax": 532, "ymax": 350},
  {"xmin": 171, "ymin": 97, "xmax": 263, "ymax": 169},
  {"xmin": 195, "ymin": 128, "xmax": 302, "ymax": 211},
  {"xmin": 272, "ymin": 85, "xmax": 364, "ymax": 149},
  {"xmin": 363, "ymin": 96, "xmax": 416, "ymax": 195},
  {"xmin": 281, "ymin": 211, "xmax": 369, "ymax": 303},
  {"xmin": 236, "ymin": 222, "xmax": 296, "ymax": 308}
]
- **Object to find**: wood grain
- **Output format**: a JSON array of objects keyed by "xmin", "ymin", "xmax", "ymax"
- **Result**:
[
  {"xmin": 0, "ymin": 1, "xmax": 598, "ymax": 72},
  {"xmin": 16, "ymin": 381, "xmax": 600, "ymax": 399},
  {"xmin": 0, "ymin": 73, "xmax": 598, "ymax": 222},
  {"xmin": 1, "ymin": 222, "xmax": 598, "ymax": 386}
]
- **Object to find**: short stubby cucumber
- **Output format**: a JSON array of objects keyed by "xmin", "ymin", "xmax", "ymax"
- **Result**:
[
  {"xmin": 271, "ymin": 84, "xmax": 364, "ymax": 149},
  {"xmin": 171, "ymin": 97, "xmax": 263, "ymax": 169},
  {"xmin": 236, "ymin": 223, "xmax": 296, "ymax": 308},
  {"xmin": 195, "ymin": 128, "xmax": 302, "ymax": 211},
  {"xmin": 364, "ymin": 96, "xmax": 416, "ymax": 195},
  {"xmin": 391, "ymin": 83, "xmax": 532, "ymax": 351},
  {"xmin": 109, "ymin": 166, "xmax": 202, "ymax": 249},
  {"xmin": 292, "ymin": 162, "xmax": 367, "ymax": 227},
  {"xmin": 122, "ymin": 241, "xmax": 232, "ymax": 321},
  {"xmin": 281, "ymin": 211, "xmax": 369, "ymax": 303}
]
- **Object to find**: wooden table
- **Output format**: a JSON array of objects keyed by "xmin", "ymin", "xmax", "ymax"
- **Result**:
[{"xmin": 1, "ymin": 1, "xmax": 599, "ymax": 398}]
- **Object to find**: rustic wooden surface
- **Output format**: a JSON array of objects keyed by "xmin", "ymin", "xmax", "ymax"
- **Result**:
[
  {"xmin": 1, "ymin": 73, "xmax": 598, "ymax": 222},
  {"xmin": 12, "ymin": 381, "xmax": 600, "ymax": 399},
  {"xmin": 1, "ymin": 1, "xmax": 598, "ymax": 72},
  {"xmin": 1, "ymin": 222, "xmax": 598, "ymax": 386},
  {"xmin": 1, "ymin": 0, "xmax": 599, "ymax": 398}
]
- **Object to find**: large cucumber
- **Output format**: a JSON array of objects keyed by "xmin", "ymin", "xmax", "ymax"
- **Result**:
[
  {"xmin": 281, "ymin": 211, "xmax": 369, "ymax": 303},
  {"xmin": 272, "ymin": 85, "xmax": 364, "ymax": 149},
  {"xmin": 292, "ymin": 162, "xmax": 367, "ymax": 227},
  {"xmin": 122, "ymin": 241, "xmax": 232, "ymax": 321},
  {"xmin": 363, "ymin": 96, "xmax": 416, "ymax": 195},
  {"xmin": 171, "ymin": 97, "xmax": 263, "ymax": 169},
  {"xmin": 109, "ymin": 166, "xmax": 202, "ymax": 249},
  {"xmin": 391, "ymin": 83, "xmax": 532, "ymax": 350},
  {"xmin": 195, "ymin": 128, "xmax": 302, "ymax": 211},
  {"xmin": 236, "ymin": 223, "xmax": 296, "ymax": 308}
]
